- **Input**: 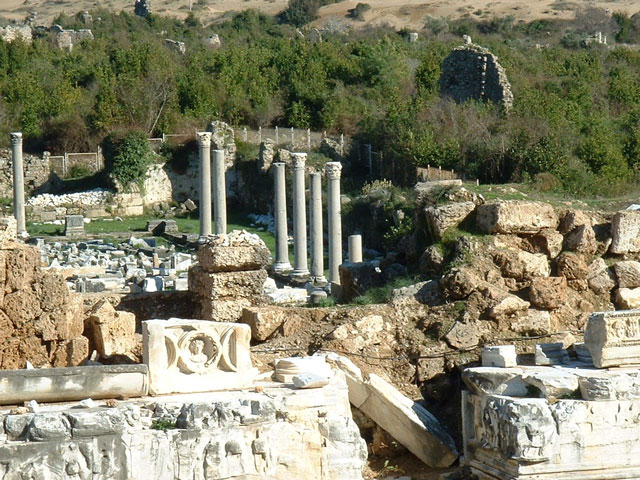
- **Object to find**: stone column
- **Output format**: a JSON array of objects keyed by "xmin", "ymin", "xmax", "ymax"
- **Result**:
[
  {"xmin": 309, "ymin": 172, "xmax": 326, "ymax": 285},
  {"xmin": 212, "ymin": 149, "xmax": 227, "ymax": 235},
  {"xmin": 273, "ymin": 162, "xmax": 292, "ymax": 273},
  {"xmin": 291, "ymin": 153, "xmax": 309, "ymax": 278},
  {"xmin": 348, "ymin": 235, "xmax": 362, "ymax": 263},
  {"xmin": 196, "ymin": 132, "xmax": 212, "ymax": 236},
  {"xmin": 10, "ymin": 132, "xmax": 26, "ymax": 236},
  {"xmin": 326, "ymin": 162, "xmax": 342, "ymax": 284}
]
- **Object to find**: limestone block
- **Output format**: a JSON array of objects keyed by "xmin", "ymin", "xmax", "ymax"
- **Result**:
[
  {"xmin": 613, "ymin": 260, "xmax": 640, "ymax": 288},
  {"xmin": 476, "ymin": 201, "xmax": 558, "ymax": 234},
  {"xmin": 0, "ymin": 216, "xmax": 17, "ymax": 245},
  {"xmin": 189, "ymin": 267, "xmax": 267, "ymax": 299},
  {"xmin": 343, "ymin": 371, "xmax": 458, "ymax": 468},
  {"xmin": 87, "ymin": 299, "xmax": 139, "ymax": 360},
  {"xmin": 558, "ymin": 209, "xmax": 593, "ymax": 234},
  {"xmin": 493, "ymin": 249, "xmax": 550, "ymax": 281},
  {"xmin": 142, "ymin": 318, "xmax": 257, "ymax": 395},
  {"xmin": 482, "ymin": 346, "xmax": 517, "ymax": 368},
  {"xmin": 529, "ymin": 277, "xmax": 567, "ymax": 310},
  {"xmin": 200, "ymin": 297, "xmax": 253, "ymax": 323},
  {"xmin": 241, "ymin": 306, "xmax": 288, "ymax": 341},
  {"xmin": 615, "ymin": 288, "xmax": 640, "ymax": 309},
  {"xmin": 487, "ymin": 293, "xmax": 530, "ymax": 320},
  {"xmin": 462, "ymin": 367, "xmax": 528, "ymax": 396},
  {"xmin": 535, "ymin": 343, "xmax": 569, "ymax": 365},
  {"xmin": 197, "ymin": 231, "xmax": 271, "ymax": 272},
  {"xmin": 510, "ymin": 309, "xmax": 551, "ymax": 336},
  {"xmin": 527, "ymin": 229, "xmax": 563, "ymax": 258},
  {"xmin": 66, "ymin": 409, "xmax": 124, "ymax": 437},
  {"xmin": 563, "ymin": 224, "xmax": 597, "ymax": 255},
  {"xmin": 522, "ymin": 370, "xmax": 579, "ymax": 399},
  {"xmin": 578, "ymin": 370, "xmax": 640, "ymax": 401},
  {"xmin": 555, "ymin": 252, "xmax": 588, "ymax": 280},
  {"xmin": 584, "ymin": 310, "xmax": 640, "ymax": 368},
  {"xmin": 610, "ymin": 210, "xmax": 640, "ymax": 254},
  {"xmin": 587, "ymin": 259, "xmax": 616, "ymax": 295},
  {"xmin": 4, "ymin": 243, "xmax": 40, "ymax": 292},
  {"xmin": 0, "ymin": 365, "xmax": 148, "ymax": 405},
  {"xmin": 424, "ymin": 201, "xmax": 476, "ymax": 238}
]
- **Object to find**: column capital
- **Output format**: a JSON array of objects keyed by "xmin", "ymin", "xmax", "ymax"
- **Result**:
[
  {"xmin": 196, "ymin": 131, "xmax": 212, "ymax": 147},
  {"xmin": 10, "ymin": 132, "xmax": 22, "ymax": 145},
  {"xmin": 291, "ymin": 152, "xmax": 306, "ymax": 170},
  {"xmin": 325, "ymin": 161, "xmax": 342, "ymax": 180}
]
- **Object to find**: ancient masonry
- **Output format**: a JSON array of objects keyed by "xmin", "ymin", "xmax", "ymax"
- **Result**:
[
  {"xmin": 463, "ymin": 309, "xmax": 640, "ymax": 479},
  {"xmin": 188, "ymin": 230, "xmax": 270, "ymax": 322},
  {"xmin": 439, "ymin": 42, "xmax": 514, "ymax": 111}
]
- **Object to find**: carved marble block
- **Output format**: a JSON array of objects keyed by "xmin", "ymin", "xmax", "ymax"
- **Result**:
[
  {"xmin": 584, "ymin": 309, "xmax": 640, "ymax": 368},
  {"xmin": 143, "ymin": 319, "xmax": 257, "ymax": 395}
]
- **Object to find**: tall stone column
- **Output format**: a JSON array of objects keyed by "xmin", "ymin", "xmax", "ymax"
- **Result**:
[
  {"xmin": 273, "ymin": 162, "xmax": 292, "ymax": 273},
  {"xmin": 197, "ymin": 132, "xmax": 212, "ymax": 236},
  {"xmin": 348, "ymin": 235, "xmax": 363, "ymax": 263},
  {"xmin": 291, "ymin": 153, "xmax": 309, "ymax": 278},
  {"xmin": 309, "ymin": 172, "xmax": 326, "ymax": 285},
  {"xmin": 10, "ymin": 132, "xmax": 26, "ymax": 236},
  {"xmin": 326, "ymin": 162, "xmax": 342, "ymax": 285},
  {"xmin": 212, "ymin": 149, "xmax": 227, "ymax": 235}
]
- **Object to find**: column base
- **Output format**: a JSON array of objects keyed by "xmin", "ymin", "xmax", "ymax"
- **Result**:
[
  {"xmin": 290, "ymin": 269, "xmax": 310, "ymax": 280},
  {"xmin": 272, "ymin": 262, "xmax": 293, "ymax": 274},
  {"xmin": 310, "ymin": 275, "xmax": 328, "ymax": 287}
]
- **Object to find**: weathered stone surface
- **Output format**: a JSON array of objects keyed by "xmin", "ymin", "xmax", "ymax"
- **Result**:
[
  {"xmin": 615, "ymin": 288, "xmax": 640, "ymax": 309},
  {"xmin": 610, "ymin": 210, "xmax": 640, "ymax": 254},
  {"xmin": 585, "ymin": 310, "xmax": 640, "ymax": 368},
  {"xmin": 527, "ymin": 229, "xmax": 563, "ymax": 258},
  {"xmin": 419, "ymin": 245, "xmax": 444, "ymax": 274},
  {"xmin": 563, "ymin": 224, "xmax": 597, "ymax": 255},
  {"xmin": 241, "ymin": 306, "xmax": 289, "ymax": 341},
  {"xmin": 440, "ymin": 267, "xmax": 483, "ymax": 300},
  {"xmin": 87, "ymin": 299, "xmax": 139, "ymax": 360},
  {"xmin": 200, "ymin": 297, "xmax": 253, "ymax": 323},
  {"xmin": 482, "ymin": 346, "xmax": 517, "ymax": 368},
  {"xmin": 445, "ymin": 322, "xmax": 480, "ymax": 349},
  {"xmin": 329, "ymin": 315, "xmax": 389, "ymax": 352},
  {"xmin": 0, "ymin": 365, "xmax": 148, "ymax": 405},
  {"xmin": 487, "ymin": 293, "xmax": 530, "ymax": 320},
  {"xmin": 197, "ymin": 231, "xmax": 271, "ymax": 272},
  {"xmin": 0, "ymin": 216, "xmax": 16, "ymax": 245},
  {"xmin": 587, "ymin": 258, "xmax": 616, "ymax": 295},
  {"xmin": 510, "ymin": 309, "xmax": 551, "ymax": 336},
  {"xmin": 339, "ymin": 262, "xmax": 384, "ymax": 302},
  {"xmin": 613, "ymin": 260, "xmax": 640, "ymax": 288},
  {"xmin": 462, "ymin": 367, "xmax": 528, "ymax": 396},
  {"xmin": 142, "ymin": 319, "xmax": 257, "ymax": 395},
  {"xmin": 476, "ymin": 201, "xmax": 558, "ymax": 234},
  {"xmin": 578, "ymin": 370, "xmax": 640, "ymax": 401},
  {"xmin": 529, "ymin": 277, "xmax": 567, "ymax": 310},
  {"xmin": 189, "ymin": 267, "xmax": 267, "ymax": 299},
  {"xmin": 424, "ymin": 201, "xmax": 475, "ymax": 238},
  {"xmin": 66, "ymin": 409, "xmax": 124, "ymax": 437},
  {"xmin": 522, "ymin": 370, "xmax": 579, "ymax": 399},
  {"xmin": 535, "ymin": 343, "xmax": 568, "ymax": 365},
  {"xmin": 493, "ymin": 249, "xmax": 550, "ymax": 281},
  {"xmin": 555, "ymin": 252, "xmax": 589, "ymax": 280}
]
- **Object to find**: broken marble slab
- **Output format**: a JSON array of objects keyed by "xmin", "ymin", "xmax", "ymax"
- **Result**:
[
  {"xmin": 584, "ymin": 309, "xmax": 640, "ymax": 368},
  {"xmin": 522, "ymin": 369, "xmax": 579, "ymax": 399},
  {"xmin": 292, "ymin": 373, "xmax": 330, "ymax": 389},
  {"xmin": 274, "ymin": 356, "xmax": 333, "ymax": 383},
  {"xmin": 0, "ymin": 365, "xmax": 148, "ymax": 405},
  {"xmin": 482, "ymin": 345, "xmax": 517, "ymax": 368},
  {"xmin": 462, "ymin": 367, "xmax": 529, "ymax": 397},
  {"xmin": 577, "ymin": 369, "xmax": 640, "ymax": 401},
  {"xmin": 331, "ymin": 354, "xmax": 458, "ymax": 468}
]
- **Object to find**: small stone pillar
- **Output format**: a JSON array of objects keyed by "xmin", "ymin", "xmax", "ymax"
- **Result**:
[
  {"xmin": 291, "ymin": 153, "xmax": 309, "ymax": 278},
  {"xmin": 65, "ymin": 215, "xmax": 85, "ymax": 237},
  {"xmin": 326, "ymin": 162, "xmax": 342, "ymax": 285},
  {"xmin": 273, "ymin": 162, "xmax": 292, "ymax": 273},
  {"xmin": 197, "ymin": 132, "xmax": 212, "ymax": 236},
  {"xmin": 10, "ymin": 132, "xmax": 26, "ymax": 236},
  {"xmin": 212, "ymin": 149, "xmax": 227, "ymax": 235},
  {"xmin": 309, "ymin": 172, "xmax": 326, "ymax": 285},
  {"xmin": 348, "ymin": 234, "xmax": 362, "ymax": 263}
]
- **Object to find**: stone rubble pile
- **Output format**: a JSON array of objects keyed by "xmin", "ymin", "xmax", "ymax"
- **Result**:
[
  {"xmin": 26, "ymin": 189, "xmax": 112, "ymax": 208},
  {"xmin": 33, "ymin": 237, "xmax": 194, "ymax": 293},
  {"xmin": 462, "ymin": 309, "xmax": 640, "ymax": 479},
  {"xmin": 189, "ymin": 230, "xmax": 271, "ymax": 322}
]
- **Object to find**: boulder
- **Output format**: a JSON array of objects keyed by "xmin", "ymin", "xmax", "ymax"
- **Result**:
[
  {"xmin": 563, "ymin": 224, "xmax": 597, "ymax": 255},
  {"xmin": 476, "ymin": 201, "xmax": 558, "ymax": 234},
  {"xmin": 87, "ymin": 299, "xmax": 140, "ymax": 360},
  {"xmin": 613, "ymin": 261, "xmax": 640, "ymax": 288},
  {"xmin": 529, "ymin": 277, "xmax": 567, "ymax": 310},
  {"xmin": 587, "ymin": 258, "xmax": 616, "ymax": 295},
  {"xmin": 556, "ymin": 252, "xmax": 588, "ymax": 280},
  {"xmin": 615, "ymin": 288, "xmax": 640, "ymax": 309},
  {"xmin": 440, "ymin": 267, "xmax": 483, "ymax": 300},
  {"xmin": 487, "ymin": 293, "xmax": 530, "ymax": 320},
  {"xmin": 510, "ymin": 309, "xmax": 551, "ymax": 336},
  {"xmin": 492, "ymin": 249, "xmax": 550, "ymax": 281},
  {"xmin": 526, "ymin": 229, "xmax": 563, "ymax": 258},
  {"xmin": 424, "ymin": 201, "xmax": 476, "ymax": 238},
  {"xmin": 610, "ymin": 210, "xmax": 640, "ymax": 254},
  {"xmin": 444, "ymin": 322, "xmax": 480, "ymax": 349},
  {"xmin": 241, "ymin": 306, "xmax": 290, "ymax": 341},
  {"xmin": 419, "ymin": 245, "xmax": 444, "ymax": 274}
]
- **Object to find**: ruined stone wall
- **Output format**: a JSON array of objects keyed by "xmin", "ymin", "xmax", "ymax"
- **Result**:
[
  {"xmin": 439, "ymin": 44, "xmax": 514, "ymax": 111},
  {"xmin": 0, "ymin": 25, "xmax": 32, "ymax": 44},
  {"xmin": 0, "ymin": 149, "xmax": 51, "ymax": 200},
  {"xmin": 0, "ymin": 242, "xmax": 87, "ymax": 369},
  {"xmin": 52, "ymin": 27, "xmax": 94, "ymax": 51}
]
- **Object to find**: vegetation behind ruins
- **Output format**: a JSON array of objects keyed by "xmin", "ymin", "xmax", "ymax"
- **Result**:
[{"xmin": 3, "ymin": 8, "xmax": 640, "ymax": 195}]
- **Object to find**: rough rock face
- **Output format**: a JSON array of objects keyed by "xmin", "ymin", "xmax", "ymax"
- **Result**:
[
  {"xmin": 0, "ymin": 242, "xmax": 87, "ymax": 368},
  {"xmin": 529, "ymin": 277, "xmax": 567, "ymax": 310},
  {"xmin": 85, "ymin": 300, "xmax": 141, "ymax": 362},
  {"xmin": 439, "ymin": 43, "xmax": 514, "ymax": 111},
  {"xmin": 476, "ymin": 201, "xmax": 558, "ymax": 234},
  {"xmin": 190, "ymin": 231, "xmax": 270, "ymax": 322},
  {"xmin": 424, "ymin": 201, "xmax": 476, "ymax": 238},
  {"xmin": 610, "ymin": 210, "xmax": 640, "ymax": 254}
]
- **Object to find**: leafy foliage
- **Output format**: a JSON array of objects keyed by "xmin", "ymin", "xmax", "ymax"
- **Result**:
[{"xmin": 105, "ymin": 131, "xmax": 155, "ymax": 190}]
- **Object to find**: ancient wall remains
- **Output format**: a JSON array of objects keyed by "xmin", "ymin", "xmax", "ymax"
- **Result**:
[
  {"xmin": 439, "ymin": 43, "xmax": 514, "ymax": 111},
  {"xmin": 0, "ymin": 25, "xmax": 32, "ymax": 44},
  {"xmin": 0, "ymin": 149, "xmax": 51, "ymax": 200}
]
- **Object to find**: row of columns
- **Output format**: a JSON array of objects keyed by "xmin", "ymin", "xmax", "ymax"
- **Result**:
[
  {"xmin": 196, "ymin": 132, "xmax": 227, "ymax": 236},
  {"xmin": 272, "ymin": 155, "xmax": 343, "ymax": 285}
]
